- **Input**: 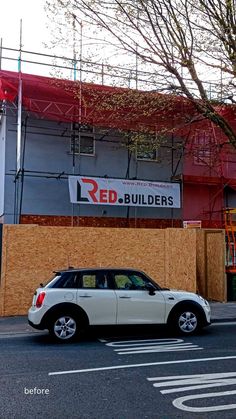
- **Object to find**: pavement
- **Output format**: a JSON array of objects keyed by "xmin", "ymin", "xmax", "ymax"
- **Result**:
[{"xmin": 0, "ymin": 302, "xmax": 235, "ymax": 336}]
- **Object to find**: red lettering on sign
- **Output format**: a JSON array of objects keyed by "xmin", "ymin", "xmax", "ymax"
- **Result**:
[
  {"xmin": 100, "ymin": 189, "xmax": 108, "ymax": 203},
  {"xmin": 100, "ymin": 189, "xmax": 117, "ymax": 203},
  {"xmin": 81, "ymin": 179, "xmax": 118, "ymax": 204},
  {"xmin": 82, "ymin": 178, "xmax": 98, "ymax": 202},
  {"xmin": 109, "ymin": 190, "xmax": 117, "ymax": 203}
]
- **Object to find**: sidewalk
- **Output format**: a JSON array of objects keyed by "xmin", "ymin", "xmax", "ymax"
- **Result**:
[
  {"xmin": 209, "ymin": 301, "xmax": 236, "ymax": 322},
  {"xmin": 0, "ymin": 315, "xmax": 39, "ymax": 335},
  {"xmin": 0, "ymin": 302, "xmax": 235, "ymax": 335}
]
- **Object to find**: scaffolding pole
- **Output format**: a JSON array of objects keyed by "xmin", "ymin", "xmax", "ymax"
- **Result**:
[
  {"xmin": 0, "ymin": 38, "xmax": 2, "ymax": 70},
  {"xmin": 16, "ymin": 20, "xmax": 23, "ymax": 174},
  {"xmin": 71, "ymin": 18, "xmax": 83, "ymax": 227},
  {"xmin": 15, "ymin": 19, "xmax": 23, "ymax": 224}
]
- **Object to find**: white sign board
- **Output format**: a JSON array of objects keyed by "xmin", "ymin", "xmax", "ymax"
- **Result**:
[
  {"xmin": 183, "ymin": 220, "xmax": 202, "ymax": 229},
  {"xmin": 68, "ymin": 176, "xmax": 181, "ymax": 208}
]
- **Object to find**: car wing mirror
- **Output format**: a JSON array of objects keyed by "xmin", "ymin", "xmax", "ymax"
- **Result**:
[{"xmin": 145, "ymin": 283, "xmax": 156, "ymax": 296}]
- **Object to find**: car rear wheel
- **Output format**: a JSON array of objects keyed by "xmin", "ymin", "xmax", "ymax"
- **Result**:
[
  {"xmin": 173, "ymin": 308, "xmax": 200, "ymax": 335},
  {"xmin": 49, "ymin": 314, "xmax": 79, "ymax": 342}
]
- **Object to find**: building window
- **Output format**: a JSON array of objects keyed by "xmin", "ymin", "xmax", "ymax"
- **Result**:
[
  {"xmin": 71, "ymin": 124, "xmax": 95, "ymax": 155},
  {"xmin": 136, "ymin": 142, "xmax": 159, "ymax": 161},
  {"xmin": 193, "ymin": 131, "xmax": 216, "ymax": 166}
]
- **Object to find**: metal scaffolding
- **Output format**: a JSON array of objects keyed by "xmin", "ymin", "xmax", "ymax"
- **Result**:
[{"xmin": 0, "ymin": 36, "xmax": 234, "ymax": 228}]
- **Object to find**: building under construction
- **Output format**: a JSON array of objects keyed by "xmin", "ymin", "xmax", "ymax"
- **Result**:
[{"xmin": 1, "ymin": 46, "xmax": 236, "ymax": 293}]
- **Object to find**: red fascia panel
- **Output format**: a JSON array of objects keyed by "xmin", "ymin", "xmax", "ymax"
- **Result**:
[
  {"xmin": 183, "ymin": 175, "xmax": 224, "ymax": 185},
  {"xmin": 183, "ymin": 174, "xmax": 236, "ymax": 187},
  {"xmin": 2, "ymin": 69, "xmax": 236, "ymax": 137},
  {"xmin": 0, "ymin": 69, "xmax": 197, "ymax": 131},
  {"xmin": 0, "ymin": 76, "xmax": 18, "ymax": 101}
]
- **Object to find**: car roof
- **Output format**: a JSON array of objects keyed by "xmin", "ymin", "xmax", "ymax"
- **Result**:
[{"xmin": 54, "ymin": 267, "xmax": 143, "ymax": 274}]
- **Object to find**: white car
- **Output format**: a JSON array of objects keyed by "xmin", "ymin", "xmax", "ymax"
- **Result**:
[{"xmin": 28, "ymin": 268, "xmax": 211, "ymax": 342}]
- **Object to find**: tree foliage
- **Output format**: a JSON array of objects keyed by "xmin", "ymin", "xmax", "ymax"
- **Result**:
[{"xmin": 46, "ymin": 0, "xmax": 236, "ymax": 148}]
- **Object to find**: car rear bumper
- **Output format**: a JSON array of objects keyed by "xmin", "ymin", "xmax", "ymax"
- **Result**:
[{"xmin": 28, "ymin": 306, "xmax": 48, "ymax": 329}]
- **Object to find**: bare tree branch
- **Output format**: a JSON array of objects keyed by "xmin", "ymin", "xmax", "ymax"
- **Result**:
[{"xmin": 46, "ymin": 0, "xmax": 236, "ymax": 148}]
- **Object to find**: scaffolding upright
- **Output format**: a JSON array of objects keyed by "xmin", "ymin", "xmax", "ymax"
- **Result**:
[{"xmin": 224, "ymin": 208, "xmax": 236, "ymax": 272}]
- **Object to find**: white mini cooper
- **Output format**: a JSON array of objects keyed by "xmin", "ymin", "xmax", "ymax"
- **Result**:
[{"xmin": 28, "ymin": 268, "xmax": 211, "ymax": 342}]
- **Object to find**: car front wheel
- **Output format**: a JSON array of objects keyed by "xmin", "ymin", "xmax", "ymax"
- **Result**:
[
  {"xmin": 174, "ymin": 308, "xmax": 200, "ymax": 335},
  {"xmin": 49, "ymin": 314, "xmax": 78, "ymax": 342}
]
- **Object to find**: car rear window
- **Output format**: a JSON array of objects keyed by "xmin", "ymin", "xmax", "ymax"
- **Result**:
[{"xmin": 45, "ymin": 272, "xmax": 78, "ymax": 288}]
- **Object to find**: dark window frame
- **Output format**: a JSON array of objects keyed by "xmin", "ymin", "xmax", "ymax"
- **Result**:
[{"xmin": 70, "ymin": 124, "xmax": 95, "ymax": 156}]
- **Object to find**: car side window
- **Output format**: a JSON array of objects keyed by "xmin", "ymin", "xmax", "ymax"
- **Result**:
[
  {"xmin": 51, "ymin": 272, "xmax": 78, "ymax": 289},
  {"xmin": 114, "ymin": 272, "xmax": 148, "ymax": 290},
  {"xmin": 129, "ymin": 274, "xmax": 148, "ymax": 289},
  {"xmin": 114, "ymin": 274, "xmax": 132, "ymax": 289},
  {"xmin": 62, "ymin": 273, "xmax": 78, "ymax": 288},
  {"xmin": 80, "ymin": 272, "xmax": 109, "ymax": 289},
  {"xmin": 82, "ymin": 274, "xmax": 96, "ymax": 288},
  {"xmin": 96, "ymin": 274, "xmax": 109, "ymax": 289}
]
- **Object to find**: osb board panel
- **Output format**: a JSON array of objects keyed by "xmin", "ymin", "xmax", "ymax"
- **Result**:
[
  {"xmin": 0, "ymin": 225, "xmax": 225, "ymax": 316},
  {"xmin": 196, "ymin": 230, "xmax": 206, "ymax": 296},
  {"xmin": 196, "ymin": 230, "xmax": 226, "ymax": 301},
  {"xmin": 0, "ymin": 225, "xmax": 166, "ymax": 316},
  {"xmin": 206, "ymin": 231, "xmax": 226, "ymax": 301},
  {"xmin": 165, "ymin": 229, "xmax": 197, "ymax": 292}
]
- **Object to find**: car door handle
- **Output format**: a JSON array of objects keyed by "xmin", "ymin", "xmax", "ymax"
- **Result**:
[
  {"xmin": 119, "ymin": 296, "xmax": 131, "ymax": 299},
  {"xmin": 79, "ymin": 295, "xmax": 92, "ymax": 298}
]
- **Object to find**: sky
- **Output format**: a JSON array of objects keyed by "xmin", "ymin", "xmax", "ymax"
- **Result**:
[
  {"xmin": 0, "ymin": 0, "xmax": 132, "ymax": 83},
  {"xmin": 1, "ymin": 0, "xmax": 48, "ymax": 50},
  {"xmin": 0, "ymin": 0, "xmax": 50, "ymax": 73},
  {"xmin": 0, "ymin": 1, "xmax": 218, "ymax": 91},
  {"xmin": 0, "ymin": 0, "xmax": 92, "ymax": 79}
]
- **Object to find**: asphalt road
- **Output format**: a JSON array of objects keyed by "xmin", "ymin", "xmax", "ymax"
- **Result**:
[{"xmin": 1, "ymin": 323, "xmax": 236, "ymax": 419}]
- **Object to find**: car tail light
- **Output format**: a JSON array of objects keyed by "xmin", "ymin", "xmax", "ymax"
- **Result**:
[{"xmin": 35, "ymin": 292, "xmax": 46, "ymax": 308}]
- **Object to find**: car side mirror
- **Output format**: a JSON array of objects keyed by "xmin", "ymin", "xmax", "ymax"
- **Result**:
[{"xmin": 145, "ymin": 283, "xmax": 156, "ymax": 296}]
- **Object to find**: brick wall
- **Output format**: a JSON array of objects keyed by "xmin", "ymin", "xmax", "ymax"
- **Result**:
[
  {"xmin": 20, "ymin": 214, "xmax": 182, "ymax": 228},
  {"xmin": 20, "ymin": 215, "xmax": 224, "ymax": 229}
]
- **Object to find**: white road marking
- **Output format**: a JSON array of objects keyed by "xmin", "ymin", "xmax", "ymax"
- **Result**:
[
  {"xmin": 116, "ymin": 347, "xmax": 202, "ymax": 355},
  {"xmin": 48, "ymin": 355, "xmax": 236, "ymax": 376},
  {"xmin": 148, "ymin": 372, "xmax": 236, "ymax": 413},
  {"xmin": 150, "ymin": 373, "xmax": 236, "ymax": 393},
  {"xmin": 106, "ymin": 338, "xmax": 184, "ymax": 347},
  {"xmin": 106, "ymin": 338, "xmax": 202, "ymax": 355},
  {"xmin": 148, "ymin": 371, "xmax": 236, "ymax": 383},
  {"xmin": 173, "ymin": 390, "xmax": 236, "ymax": 413}
]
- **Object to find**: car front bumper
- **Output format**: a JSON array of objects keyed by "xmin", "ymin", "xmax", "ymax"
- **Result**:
[{"xmin": 202, "ymin": 304, "xmax": 211, "ymax": 326}]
